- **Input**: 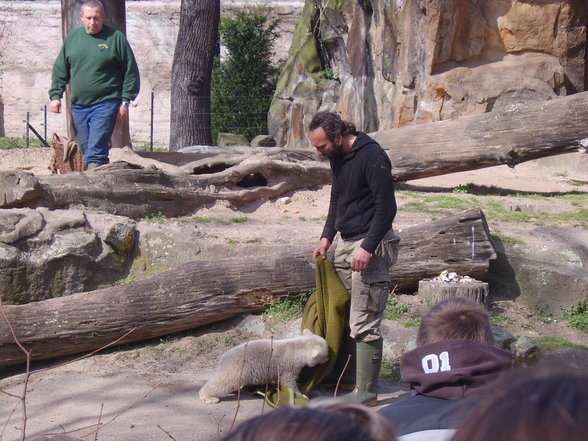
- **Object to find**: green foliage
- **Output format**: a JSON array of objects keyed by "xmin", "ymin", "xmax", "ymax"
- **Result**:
[
  {"xmin": 185, "ymin": 216, "xmax": 215, "ymax": 223},
  {"xmin": 384, "ymin": 292, "xmax": 410, "ymax": 320},
  {"xmin": 492, "ymin": 234, "xmax": 525, "ymax": 246},
  {"xmin": 536, "ymin": 336, "xmax": 588, "ymax": 351},
  {"xmin": 490, "ymin": 313, "xmax": 508, "ymax": 326},
  {"xmin": 211, "ymin": 12, "xmax": 280, "ymax": 143},
  {"xmin": 0, "ymin": 136, "xmax": 45, "ymax": 149},
  {"xmin": 263, "ymin": 289, "xmax": 314, "ymax": 321},
  {"xmin": 140, "ymin": 212, "xmax": 167, "ymax": 223},
  {"xmin": 381, "ymin": 357, "xmax": 401, "ymax": 381},
  {"xmin": 562, "ymin": 302, "xmax": 588, "ymax": 332},
  {"xmin": 319, "ymin": 68, "xmax": 337, "ymax": 80}
]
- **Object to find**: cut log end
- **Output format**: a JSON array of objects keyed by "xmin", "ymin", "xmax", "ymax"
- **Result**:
[{"xmin": 418, "ymin": 279, "xmax": 489, "ymax": 304}]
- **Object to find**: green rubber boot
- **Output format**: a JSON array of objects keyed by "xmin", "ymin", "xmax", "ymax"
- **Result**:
[{"xmin": 337, "ymin": 338, "xmax": 383, "ymax": 407}]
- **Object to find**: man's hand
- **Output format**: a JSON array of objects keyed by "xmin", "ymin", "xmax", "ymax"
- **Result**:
[
  {"xmin": 49, "ymin": 99, "xmax": 62, "ymax": 114},
  {"xmin": 312, "ymin": 237, "xmax": 331, "ymax": 260},
  {"xmin": 351, "ymin": 247, "xmax": 372, "ymax": 271},
  {"xmin": 116, "ymin": 102, "xmax": 129, "ymax": 126}
]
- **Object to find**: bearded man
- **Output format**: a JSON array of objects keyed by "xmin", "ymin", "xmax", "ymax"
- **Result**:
[{"xmin": 308, "ymin": 111, "xmax": 400, "ymax": 406}]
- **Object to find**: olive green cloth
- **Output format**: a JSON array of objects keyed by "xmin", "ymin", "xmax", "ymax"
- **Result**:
[
  {"xmin": 299, "ymin": 256, "xmax": 350, "ymax": 394},
  {"xmin": 255, "ymin": 256, "xmax": 349, "ymax": 406}
]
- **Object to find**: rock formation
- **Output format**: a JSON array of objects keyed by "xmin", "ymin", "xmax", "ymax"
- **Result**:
[
  {"xmin": 0, "ymin": 208, "xmax": 136, "ymax": 303},
  {"xmin": 270, "ymin": 0, "xmax": 587, "ymax": 147}
]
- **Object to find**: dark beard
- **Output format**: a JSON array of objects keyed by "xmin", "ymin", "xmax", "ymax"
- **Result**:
[{"xmin": 326, "ymin": 143, "xmax": 344, "ymax": 160}]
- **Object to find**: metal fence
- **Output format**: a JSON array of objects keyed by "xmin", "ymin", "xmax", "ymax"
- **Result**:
[{"xmin": 20, "ymin": 92, "xmax": 275, "ymax": 150}]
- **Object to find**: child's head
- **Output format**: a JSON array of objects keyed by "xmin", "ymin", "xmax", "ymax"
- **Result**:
[{"xmin": 417, "ymin": 297, "xmax": 494, "ymax": 346}]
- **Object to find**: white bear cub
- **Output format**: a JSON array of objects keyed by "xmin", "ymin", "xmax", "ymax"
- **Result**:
[{"xmin": 199, "ymin": 328, "xmax": 329, "ymax": 404}]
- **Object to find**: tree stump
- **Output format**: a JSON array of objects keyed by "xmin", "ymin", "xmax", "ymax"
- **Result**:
[{"xmin": 418, "ymin": 279, "xmax": 489, "ymax": 305}]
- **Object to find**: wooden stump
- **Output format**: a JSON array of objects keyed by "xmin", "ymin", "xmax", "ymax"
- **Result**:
[{"xmin": 418, "ymin": 279, "xmax": 489, "ymax": 304}]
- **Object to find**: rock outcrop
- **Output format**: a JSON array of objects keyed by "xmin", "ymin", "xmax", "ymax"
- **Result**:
[
  {"xmin": 0, "ymin": 208, "xmax": 136, "ymax": 303},
  {"xmin": 270, "ymin": 0, "xmax": 587, "ymax": 147}
]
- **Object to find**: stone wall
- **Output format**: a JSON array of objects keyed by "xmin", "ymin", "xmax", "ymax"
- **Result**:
[{"xmin": 0, "ymin": 0, "xmax": 303, "ymax": 147}]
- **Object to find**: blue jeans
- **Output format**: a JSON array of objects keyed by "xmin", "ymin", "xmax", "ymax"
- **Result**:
[{"xmin": 72, "ymin": 99, "xmax": 120, "ymax": 166}]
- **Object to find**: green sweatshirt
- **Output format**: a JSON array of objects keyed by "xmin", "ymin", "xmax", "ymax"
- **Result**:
[{"xmin": 49, "ymin": 25, "xmax": 140, "ymax": 106}]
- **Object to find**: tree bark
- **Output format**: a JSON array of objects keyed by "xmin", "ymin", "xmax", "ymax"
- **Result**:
[
  {"xmin": 418, "ymin": 280, "xmax": 489, "ymax": 304},
  {"xmin": 170, "ymin": 0, "xmax": 220, "ymax": 150},
  {"xmin": 0, "ymin": 209, "xmax": 494, "ymax": 367},
  {"xmin": 2, "ymin": 92, "xmax": 586, "ymax": 217},
  {"xmin": 371, "ymin": 91, "xmax": 588, "ymax": 181}
]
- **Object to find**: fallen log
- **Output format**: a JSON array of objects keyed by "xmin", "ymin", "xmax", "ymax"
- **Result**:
[
  {"xmin": 0, "ymin": 209, "xmax": 495, "ymax": 367},
  {"xmin": 371, "ymin": 91, "xmax": 588, "ymax": 180},
  {"xmin": 1, "ymin": 92, "xmax": 586, "ymax": 219}
]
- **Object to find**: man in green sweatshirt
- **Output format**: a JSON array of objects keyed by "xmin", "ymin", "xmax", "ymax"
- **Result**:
[{"xmin": 49, "ymin": 0, "xmax": 140, "ymax": 169}]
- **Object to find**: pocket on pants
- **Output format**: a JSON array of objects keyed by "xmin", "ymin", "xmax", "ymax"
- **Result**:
[
  {"xmin": 354, "ymin": 280, "xmax": 389, "ymax": 314},
  {"xmin": 369, "ymin": 282, "xmax": 389, "ymax": 314}
]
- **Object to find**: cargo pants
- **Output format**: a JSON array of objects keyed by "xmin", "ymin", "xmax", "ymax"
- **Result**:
[{"xmin": 333, "ymin": 229, "xmax": 400, "ymax": 342}]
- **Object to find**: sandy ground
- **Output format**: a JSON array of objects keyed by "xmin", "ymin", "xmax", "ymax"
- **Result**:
[{"xmin": 0, "ymin": 148, "xmax": 587, "ymax": 441}]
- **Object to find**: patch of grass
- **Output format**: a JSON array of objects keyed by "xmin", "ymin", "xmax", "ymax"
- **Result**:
[
  {"xmin": 384, "ymin": 293, "xmax": 410, "ymax": 320},
  {"xmin": 492, "ymin": 233, "xmax": 525, "ymax": 247},
  {"xmin": 110, "ymin": 275, "xmax": 138, "ymax": 286},
  {"xmin": 222, "ymin": 329, "xmax": 249, "ymax": 347},
  {"xmin": 531, "ymin": 306, "xmax": 554, "ymax": 324},
  {"xmin": 562, "ymin": 302, "xmax": 588, "ymax": 332},
  {"xmin": 245, "ymin": 237, "xmax": 263, "ymax": 244},
  {"xmin": 225, "ymin": 238, "xmax": 239, "ymax": 245},
  {"xmin": 381, "ymin": 357, "xmax": 401, "ymax": 382},
  {"xmin": 231, "ymin": 217, "xmax": 248, "ymax": 223},
  {"xmin": 187, "ymin": 216, "xmax": 215, "ymax": 223},
  {"xmin": 402, "ymin": 319, "xmax": 420, "ymax": 327},
  {"xmin": 536, "ymin": 336, "xmax": 588, "ymax": 351},
  {"xmin": 319, "ymin": 68, "xmax": 338, "ymax": 80},
  {"xmin": 309, "ymin": 215, "xmax": 328, "ymax": 222},
  {"xmin": 140, "ymin": 212, "xmax": 167, "ymax": 223},
  {"xmin": 195, "ymin": 339, "xmax": 217, "ymax": 355},
  {"xmin": 0, "ymin": 136, "xmax": 45, "ymax": 149},
  {"xmin": 134, "ymin": 144, "xmax": 168, "ymax": 152},
  {"xmin": 298, "ymin": 216, "xmax": 307, "ymax": 221},
  {"xmin": 550, "ymin": 208, "xmax": 588, "ymax": 226},
  {"xmin": 263, "ymin": 289, "xmax": 314, "ymax": 321},
  {"xmin": 452, "ymin": 185, "xmax": 471, "ymax": 194},
  {"xmin": 490, "ymin": 314, "xmax": 507, "ymax": 326}
]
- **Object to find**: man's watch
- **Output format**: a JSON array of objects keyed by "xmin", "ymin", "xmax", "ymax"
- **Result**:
[{"xmin": 122, "ymin": 101, "xmax": 129, "ymax": 107}]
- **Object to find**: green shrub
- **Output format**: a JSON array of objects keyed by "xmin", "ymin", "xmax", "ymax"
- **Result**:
[
  {"xmin": 263, "ymin": 289, "xmax": 313, "ymax": 321},
  {"xmin": 562, "ymin": 302, "xmax": 588, "ymax": 332},
  {"xmin": 384, "ymin": 293, "xmax": 410, "ymax": 320},
  {"xmin": 536, "ymin": 336, "xmax": 587, "ymax": 351},
  {"xmin": 0, "ymin": 136, "xmax": 45, "ymax": 149},
  {"xmin": 211, "ymin": 12, "xmax": 279, "ymax": 143}
]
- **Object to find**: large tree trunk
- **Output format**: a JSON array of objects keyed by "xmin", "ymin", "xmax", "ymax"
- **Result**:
[
  {"xmin": 169, "ymin": 0, "xmax": 220, "ymax": 150},
  {"xmin": 371, "ymin": 91, "xmax": 588, "ymax": 181},
  {"xmin": 0, "ymin": 209, "xmax": 495, "ymax": 367},
  {"xmin": 1, "ymin": 92, "xmax": 585, "ymax": 217}
]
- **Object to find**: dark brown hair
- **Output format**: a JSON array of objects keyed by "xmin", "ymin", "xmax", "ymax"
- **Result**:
[
  {"xmin": 308, "ymin": 111, "xmax": 357, "ymax": 142},
  {"xmin": 223, "ymin": 404, "xmax": 395, "ymax": 441},
  {"xmin": 416, "ymin": 297, "xmax": 494, "ymax": 346},
  {"xmin": 452, "ymin": 367, "xmax": 588, "ymax": 441}
]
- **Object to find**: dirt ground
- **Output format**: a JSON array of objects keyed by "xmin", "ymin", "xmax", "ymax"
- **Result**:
[{"xmin": 0, "ymin": 147, "xmax": 587, "ymax": 441}]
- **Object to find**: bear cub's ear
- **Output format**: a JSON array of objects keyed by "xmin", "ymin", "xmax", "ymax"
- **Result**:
[{"xmin": 302, "ymin": 328, "xmax": 313, "ymax": 336}]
